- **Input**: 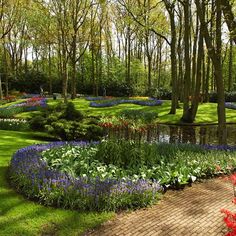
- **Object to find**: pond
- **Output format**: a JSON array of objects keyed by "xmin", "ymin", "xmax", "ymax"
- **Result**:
[{"xmin": 105, "ymin": 124, "xmax": 236, "ymax": 145}]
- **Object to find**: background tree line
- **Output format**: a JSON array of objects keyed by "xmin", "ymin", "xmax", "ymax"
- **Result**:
[{"xmin": 0, "ymin": 0, "xmax": 236, "ymax": 135}]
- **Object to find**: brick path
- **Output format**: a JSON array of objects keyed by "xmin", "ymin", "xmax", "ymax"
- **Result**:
[{"xmin": 84, "ymin": 178, "xmax": 235, "ymax": 236}]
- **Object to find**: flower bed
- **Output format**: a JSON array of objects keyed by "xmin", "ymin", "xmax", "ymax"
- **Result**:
[
  {"xmin": 9, "ymin": 142, "xmax": 161, "ymax": 211},
  {"xmin": 225, "ymin": 102, "xmax": 236, "ymax": 110},
  {"xmin": 10, "ymin": 140, "xmax": 236, "ymax": 212},
  {"xmin": 221, "ymin": 174, "xmax": 236, "ymax": 236},
  {"xmin": 10, "ymin": 97, "xmax": 47, "ymax": 110},
  {"xmin": 85, "ymin": 96, "xmax": 111, "ymax": 101},
  {"xmin": 4, "ymin": 95, "xmax": 17, "ymax": 102},
  {"xmin": 0, "ymin": 118, "xmax": 29, "ymax": 131},
  {"xmin": 89, "ymin": 97, "xmax": 163, "ymax": 107},
  {"xmin": 0, "ymin": 97, "xmax": 47, "ymax": 118}
]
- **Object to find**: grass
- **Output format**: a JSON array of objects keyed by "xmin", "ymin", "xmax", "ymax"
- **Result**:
[
  {"xmin": 15, "ymin": 98, "xmax": 236, "ymax": 124},
  {"xmin": 0, "ymin": 130, "xmax": 114, "ymax": 236}
]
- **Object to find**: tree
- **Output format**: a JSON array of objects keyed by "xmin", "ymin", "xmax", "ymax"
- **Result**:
[{"xmin": 195, "ymin": 0, "xmax": 227, "ymax": 144}]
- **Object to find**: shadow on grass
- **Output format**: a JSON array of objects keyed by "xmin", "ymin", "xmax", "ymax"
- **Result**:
[{"xmin": 0, "ymin": 130, "xmax": 114, "ymax": 235}]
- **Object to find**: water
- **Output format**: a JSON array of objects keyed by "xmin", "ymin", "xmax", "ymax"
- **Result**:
[{"xmin": 105, "ymin": 124, "xmax": 236, "ymax": 145}]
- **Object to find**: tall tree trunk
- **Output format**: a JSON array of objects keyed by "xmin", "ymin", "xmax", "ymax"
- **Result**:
[
  {"xmin": 191, "ymin": 15, "xmax": 199, "ymax": 94},
  {"xmin": 71, "ymin": 35, "xmax": 77, "ymax": 99},
  {"xmin": 24, "ymin": 47, "xmax": 28, "ymax": 74},
  {"xmin": 164, "ymin": 1, "xmax": 178, "ymax": 114},
  {"xmin": 126, "ymin": 26, "xmax": 131, "ymax": 86},
  {"xmin": 215, "ymin": 0, "xmax": 227, "ymax": 144},
  {"xmin": 204, "ymin": 55, "xmax": 210, "ymax": 102},
  {"xmin": 158, "ymin": 39, "xmax": 162, "ymax": 88},
  {"xmin": 190, "ymin": 20, "xmax": 204, "ymax": 121},
  {"xmin": 177, "ymin": 4, "xmax": 183, "ymax": 102},
  {"xmin": 3, "ymin": 44, "xmax": 8, "ymax": 97},
  {"xmin": 181, "ymin": 0, "xmax": 191, "ymax": 122},
  {"xmin": 0, "ymin": 75, "xmax": 3, "ymax": 100},
  {"xmin": 91, "ymin": 45, "xmax": 96, "ymax": 96},
  {"xmin": 228, "ymin": 38, "xmax": 233, "ymax": 91},
  {"xmin": 195, "ymin": 0, "xmax": 227, "ymax": 144}
]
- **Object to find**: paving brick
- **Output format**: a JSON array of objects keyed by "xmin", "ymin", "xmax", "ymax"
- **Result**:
[{"xmin": 83, "ymin": 178, "xmax": 234, "ymax": 236}]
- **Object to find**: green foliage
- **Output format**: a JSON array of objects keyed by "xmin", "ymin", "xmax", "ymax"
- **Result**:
[
  {"xmin": 0, "ymin": 106, "xmax": 25, "ymax": 118},
  {"xmin": 119, "ymin": 109, "xmax": 158, "ymax": 123},
  {"xmin": 29, "ymin": 115, "xmax": 45, "ymax": 130},
  {"xmin": 95, "ymin": 140, "xmax": 236, "ymax": 186},
  {"xmin": 15, "ymin": 98, "xmax": 236, "ymax": 124},
  {"xmin": 61, "ymin": 102, "xmax": 83, "ymax": 121},
  {"xmin": 29, "ymin": 102, "xmax": 104, "ymax": 141},
  {"xmin": 43, "ymin": 140, "xmax": 236, "ymax": 188},
  {"xmin": 209, "ymin": 91, "xmax": 236, "ymax": 103},
  {"xmin": 12, "ymin": 70, "xmax": 48, "ymax": 93},
  {"xmin": 40, "ymin": 144, "xmax": 161, "ymax": 211}
]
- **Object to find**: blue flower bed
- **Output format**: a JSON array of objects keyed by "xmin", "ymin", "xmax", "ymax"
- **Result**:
[
  {"xmin": 90, "ymin": 98, "xmax": 163, "ymax": 107},
  {"xmin": 85, "ymin": 96, "xmax": 109, "ymax": 101},
  {"xmin": 203, "ymin": 144, "xmax": 236, "ymax": 151},
  {"xmin": 9, "ymin": 142, "xmax": 161, "ymax": 211},
  {"xmin": 225, "ymin": 102, "xmax": 236, "ymax": 110},
  {"xmin": 0, "ymin": 98, "xmax": 47, "ymax": 118},
  {"xmin": 10, "ymin": 98, "xmax": 47, "ymax": 110}
]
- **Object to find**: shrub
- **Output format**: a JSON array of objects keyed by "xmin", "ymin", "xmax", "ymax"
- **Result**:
[
  {"xmin": 119, "ymin": 109, "xmax": 158, "ymax": 123},
  {"xmin": 61, "ymin": 102, "xmax": 83, "ymax": 121},
  {"xmin": 29, "ymin": 115, "xmax": 46, "ymax": 131},
  {"xmin": 29, "ymin": 102, "xmax": 104, "ymax": 141},
  {"xmin": 209, "ymin": 91, "xmax": 236, "ymax": 103}
]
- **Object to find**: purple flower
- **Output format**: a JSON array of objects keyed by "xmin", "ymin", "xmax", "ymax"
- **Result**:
[{"xmin": 9, "ymin": 141, "xmax": 162, "ymax": 211}]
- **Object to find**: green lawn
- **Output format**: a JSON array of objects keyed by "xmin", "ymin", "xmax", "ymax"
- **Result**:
[
  {"xmin": 15, "ymin": 98, "xmax": 236, "ymax": 124},
  {"xmin": 0, "ymin": 130, "xmax": 114, "ymax": 236}
]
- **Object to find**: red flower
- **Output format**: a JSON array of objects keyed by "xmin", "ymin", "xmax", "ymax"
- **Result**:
[{"xmin": 230, "ymin": 174, "xmax": 236, "ymax": 186}]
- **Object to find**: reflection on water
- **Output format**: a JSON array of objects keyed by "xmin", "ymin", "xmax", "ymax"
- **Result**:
[{"xmin": 106, "ymin": 124, "xmax": 236, "ymax": 145}]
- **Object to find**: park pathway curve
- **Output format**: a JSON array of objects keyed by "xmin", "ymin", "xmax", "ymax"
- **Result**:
[{"xmin": 84, "ymin": 177, "xmax": 235, "ymax": 236}]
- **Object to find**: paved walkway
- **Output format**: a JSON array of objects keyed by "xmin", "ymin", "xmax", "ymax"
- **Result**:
[{"xmin": 85, "ymin": 177, "xmax": 235, "ymax": 236}]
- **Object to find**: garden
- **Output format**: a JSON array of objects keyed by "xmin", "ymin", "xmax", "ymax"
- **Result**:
[
  {"xmin": 1, "ymin": 93, "xmax": 236, "ymax": 235},
  {"xmin": 2, "ymin": 0, "xmax": 236, "ymax": 235}
]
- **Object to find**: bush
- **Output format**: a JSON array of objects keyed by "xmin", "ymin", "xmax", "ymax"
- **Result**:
[
  {"xmin": 209, "ymin": 91, "xmax": 236, "ymax": 103},
  {"xmin": 29, "ymin": 115, "xmax": 46, "ymax": 131},
  {"xmin": 61, "ymin": 102, "xmax": 83, "ymax": 121},
  {"xmin": 119, "ymin": 109, "xmax": 158, "ymax": 123},
  {"xmin": 29, "ymin": 102, "xmax": 104, "ymax": 141}
]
